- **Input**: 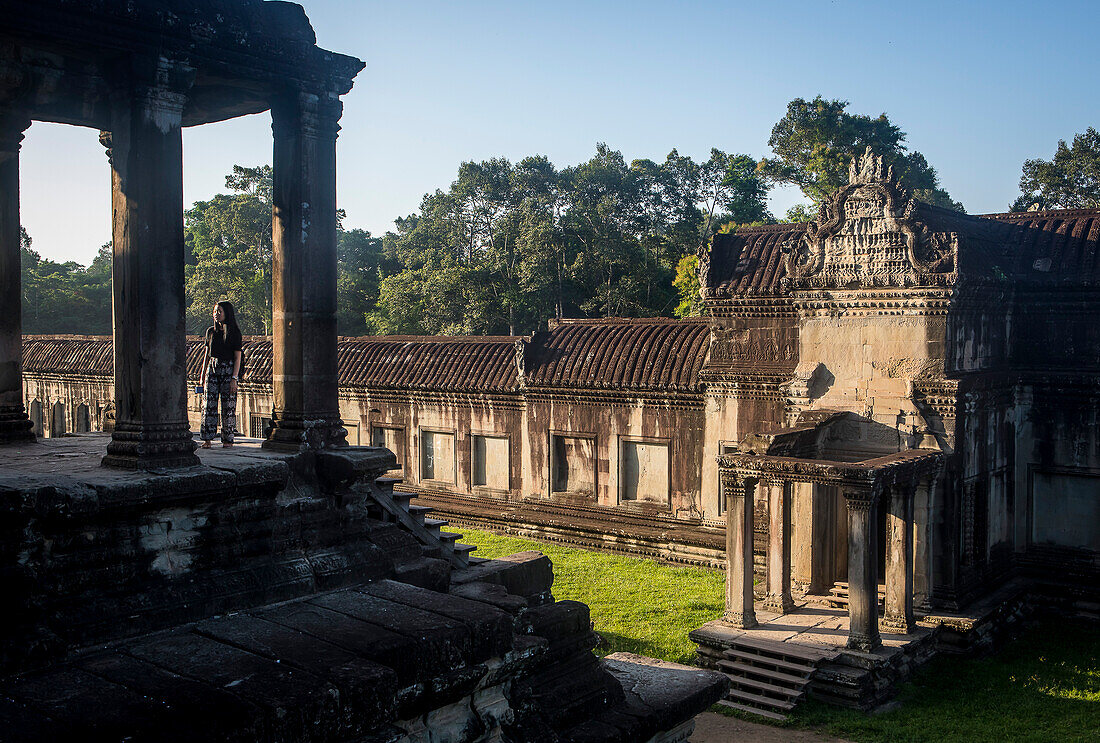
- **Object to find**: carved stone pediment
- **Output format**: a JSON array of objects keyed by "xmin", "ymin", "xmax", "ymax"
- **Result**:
[{"xmin": 783, "ymin": 148, "xmax": 957, "ymax": 289}]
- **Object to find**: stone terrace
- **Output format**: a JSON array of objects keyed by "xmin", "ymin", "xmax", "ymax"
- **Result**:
[{"xmin": 0, "ymin": 435, "xmax": 727, "ymax": 741}]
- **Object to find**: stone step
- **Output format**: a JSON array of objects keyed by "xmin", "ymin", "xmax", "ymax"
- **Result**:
[
  {"xmin": 725, "ymin": 688, "xmax": 796, "ymax": 712},
  {"xmin": 725, "ymin": 651, "xmax": 814, "ymax": 677},
  {"xmin": 830, "ymin": 582, "xmax": 886, "ymax": 596},
  {"xmin": 438, "ymin": 531, "xmax": 462, "ymax": 544},
  {"xmin": 422, "ymin": 517, "xmax": 448, "ymax": 533},
  {"xmin": 390, "ymin": 491, "xmax": 414, "ymax": 508},
  {"xmin": 452, "ymin": 543, "xmax": 477, "ymax": 566},
  {"xmin": 717, "ymin": 659, "xmax": 810, "ymax": 687},
  {"xmin": 726, "ymin": 674, "xmax": 806, "ymax": 700},
  {"xmin": 407, "ymin": 504, "xmax": 433, "ymax": 523},
  {"xmin": 715, "ymin": 699, "xmax": 788, "ymax": 722},
  {"xmin": 728, "ymin": 635, "xmax": 834, "ymax": 664}
]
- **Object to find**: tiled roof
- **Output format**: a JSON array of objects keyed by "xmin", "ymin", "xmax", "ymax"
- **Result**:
[
  {"xmin": 525, "ymin": 318, "xmax": 711, "ymax": 391},
  {"xmin": 706, "ymin": 224, "xmax": 801, "ymax": 296},
  {"xmin": 27, "ymin": 335, "xmax": 521, "ymax": 392},
  {"xmin": 982, "ymin": 208, "xmax": 1100, "ymax": 284},
  {"xmin": 704, "ymin": 207, "xmax": 1100, "ymax": 295},
  {"xmin": 22, "ymin": 336, "xmax": 114, "ymax": 376}
]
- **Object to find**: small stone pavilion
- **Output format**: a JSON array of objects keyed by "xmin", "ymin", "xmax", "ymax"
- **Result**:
[
  {"xmin": 0, "ymin": 2, "xmax": 726, "ymax": 740},
  {"xmin": 0, "ymin": 0, "xmax": 363, "ymax": 463}
]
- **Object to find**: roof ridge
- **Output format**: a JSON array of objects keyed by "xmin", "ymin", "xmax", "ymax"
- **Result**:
[
  {"xmin": 980, "ymin": 207, "xmax": 1100, "ymax": 221},
  {"xmin": 554, "ymin": 316, "xmax": 706, "ymax": 325}
]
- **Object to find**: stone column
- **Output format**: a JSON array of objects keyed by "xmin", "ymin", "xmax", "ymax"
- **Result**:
[
  {"xmin": 101, "ymin": 57, "xmax": 199, "ymax": 469},
  {"xmin": 844, "ymin": 486, "xmax": 881, "ymax": 652},
  {"xmin": 0, "ymin": 113, "xmax": 34, "ymax": 444},
  {"xmin": 912, "ymin": 475, "xmax": 935, "ymax": 612},
  {"xmin": 264, "ymin": 88, "xmax": 346, "ymax": 451},
  {"xmin": 883, "ymin": 482, "xmax": 916, "ymax": 633},
  {"xmin": 724, "ymin": 473, "xmax": 758, "ymax": 628},
  {"xmin": 763, "ymin": 480, "xmax": 794, "ymax": 614}
]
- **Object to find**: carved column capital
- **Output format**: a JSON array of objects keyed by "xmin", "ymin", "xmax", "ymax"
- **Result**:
[
  {"xmin": 271, "ymin": 88, "xmax": 343, "ymax": 142},
  {"xmin": 98, "ymin": 130, "xmax": 113, "ymax": 166},
  {"xmin": 842, "ymin": 486, "xmax": 876, "ymax": 511},
  {"xmin": 0, "ymin": 113, "xmax": 30, "ymax": 153}
]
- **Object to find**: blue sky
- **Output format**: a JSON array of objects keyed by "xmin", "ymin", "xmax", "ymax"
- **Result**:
[{"xmin": 19, "ymin": 0, "xmax": 1100, "ymax": 264}]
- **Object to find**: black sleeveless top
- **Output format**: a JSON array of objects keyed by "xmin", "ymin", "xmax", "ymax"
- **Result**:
[{"xmin": 205, "ymin": 325, "xmax": 243, "ymax": 363}]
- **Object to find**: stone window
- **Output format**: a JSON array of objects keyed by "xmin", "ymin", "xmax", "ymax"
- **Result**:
[
  {"xmin": 343, "ymin": 421, "xmax": 360, "ymax": 446},
  {"xmin": 1032, "ymin": 471, "xmax": 1100, "ymax": 551},
  {"xmin": 550, "ymin": 434, "xmax": 596, "ymax": 498},
  {"xmin": 421, "ymin": 429, "xmax": 455, "ymax": 483},
  {"xmin": 51, "ymin": 401, "xmax": 66, "ymax": 438},
  {"xmin": 249, "ymin": 414, "xmax": 274, "ymax": 440},
  {"xmin": 371, "ymin": 425, "xmax": 406, "ymax": 475},
  {"xmin": 75, "ymin": 403, "xmax": 90, "ymax": 433},
  {"xmin": 620, "ymin": 439, "xmax": 670, "ymax": 506},
  {"xmin": 472, "ymin": 434, "xmax": 510, "ymax": 490},
  {"xmin": 28, "ymin": 399, "xmax": 43, "ymax": 437}
]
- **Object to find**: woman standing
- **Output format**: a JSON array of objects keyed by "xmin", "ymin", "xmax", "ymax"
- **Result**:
[{"xmin": 198, "ymin": 301, "xmax": 243, "ymax": 448}]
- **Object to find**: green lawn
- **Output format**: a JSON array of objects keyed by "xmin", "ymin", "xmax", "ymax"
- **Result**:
[
  {"xmin": 463, "ymin": 528, "xmax": 725, "ymax": 663},
  {"xmin": 465, "ymin": 527, "xmax": 1100, "ymax": 743},
  {"xmin": 787, "ymin": 619, "xmax": 1100, "ymax": 743}
]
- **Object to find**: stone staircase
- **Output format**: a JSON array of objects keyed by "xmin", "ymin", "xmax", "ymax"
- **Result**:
[
  {"xmin": 826, "ymin": 581, "xmax": 886, "ymax": 611},
  {"xmin": 370, "ymin": 476, "xmax": 477, "ymax": 569},
  {"xmin": 715, "ymin": 635, "xmax": 837, "ymax": 720}
]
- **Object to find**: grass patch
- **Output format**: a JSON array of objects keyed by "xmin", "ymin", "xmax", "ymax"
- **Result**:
[
  {"xmin": 465, "ymin": 527, "xmax": 1100, "ymax": 742},
  {"xmin": 462, "ymin": 528, "xmax": 725, "ymax": 663},
  {"xmin": 788, "ymin": 618, "xmax": 1100, "ymax": 743}
]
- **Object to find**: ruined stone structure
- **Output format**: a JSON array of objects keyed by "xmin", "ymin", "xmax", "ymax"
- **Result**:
[
  {"xmin": 0, "ymin": 2, "xmax": 726, "ymax": 739},
  {"xmin": 689, "ymin": 149, "xmax": 1100, "ymax": 715},
  {"xmin": 1, "ymin": 0, "xmax": 360, "ymax": 466}
]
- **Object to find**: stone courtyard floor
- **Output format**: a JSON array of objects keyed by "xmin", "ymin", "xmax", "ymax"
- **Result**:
[{"xmin": 690, "ymin": 712, "xmax": 850, "ymax": 742}]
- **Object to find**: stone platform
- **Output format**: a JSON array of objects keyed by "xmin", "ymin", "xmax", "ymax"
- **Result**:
[
  {"xmin": 1, "ymin": 434, "xmax": 728, "ymax": 742},
  {"xmin": 691, "ymin": 598, "xmax": 938, "ymax": 712}
]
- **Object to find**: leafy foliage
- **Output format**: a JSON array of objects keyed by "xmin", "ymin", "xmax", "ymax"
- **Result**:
[
  {"xmin": 21, "ymin": 229, "xmax": 111, "ymax": 334},
  {"xmin": 374, "ymin": 145, "xmax": 772, "ymax": 335},
  {"xmin": 1012, "ymin": 127, "xmax": 1100, "ymax": 211},
  {"xmin": 759, "ymin": 96, "xmax": 963, "ymax": 211}
]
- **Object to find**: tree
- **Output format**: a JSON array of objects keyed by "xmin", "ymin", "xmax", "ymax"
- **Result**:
[
  {"xmin": 1011, "ymin": 127, "xmax": 1100, "ymax": 211},
  {"xmin": 337, "ymin": 228, "xmax": 393, "ymax": 335},
  {"xmin": 759, "ymin": 96, "xmax": 963, "ymax": 211},
  {"xmin": 20, "ymin": 228, "xmax": 112, "ymax": 334},
  {"xmin": 184, "ymin": 165, "xmax": 274, "ymax": 334},
  {"xmin": 672, "ymin": 254, "xmax": 701, "ymax": 318}
]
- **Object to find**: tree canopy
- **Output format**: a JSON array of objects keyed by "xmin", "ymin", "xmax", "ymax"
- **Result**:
[
  {"xmin": 21, "ymin": 228, "xmax": 111, "ymax": 335},
  {"xmin": 370, "ymin": 145, "xmax": 772, "ymax": 334},
  {"xmin": 1011, "ymin": 127, "xmax": 1100, "ymax": 211},
  {"xmin": 759, "ymin": 96, "xmax": 963, "ymax": 211},
  {"xmin": 22, "ymin": 98, "xmax": 1004, "ymax": 336}
]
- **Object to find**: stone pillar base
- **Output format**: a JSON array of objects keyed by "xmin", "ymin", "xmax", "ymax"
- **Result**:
[
  {"xmin": 102, "ymin": 421, "xmax": 199, "ymax": 469},
  {"xmin": 763, "ymin": 594, "xmax": 795, "ymax": 615},
  {"xmin": 0, "ymin": 408, "xmax": 35, "ymax": 444},
  {"xmin": 881, "ymin": 614, "xmax": 916, "ymax": 635},
  {"xmin": 722, "ymin": 610, "xmax": 758, "ymax": 629},
  {"xmin": 262, "ymin": 412, "xmax": 346, "ymax": 452},
  {"xmin": 846, "ymin": 630, "xmax": 881, "ymax": 653}
]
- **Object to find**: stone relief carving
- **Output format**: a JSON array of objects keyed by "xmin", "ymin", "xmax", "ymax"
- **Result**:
[
  {"xmin": 782, "ymin": 148, "xmax": 957, "ymax": 289},
  {"xmin": 710, "ymin": 326, "xmax": 796, "ymax": 366}
]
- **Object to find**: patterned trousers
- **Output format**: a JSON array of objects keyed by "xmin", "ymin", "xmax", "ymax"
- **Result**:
[{"xmin": 200, "ymin": 359, "xmax": 237, "ymax": 443}]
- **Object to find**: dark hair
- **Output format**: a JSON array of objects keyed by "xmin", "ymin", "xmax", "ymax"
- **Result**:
[{"xmin": 216, "ymin": 300, "xmax": 241, "ymax": 343}]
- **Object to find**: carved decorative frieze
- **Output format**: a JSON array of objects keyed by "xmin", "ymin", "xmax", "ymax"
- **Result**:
[{"xmin": 782, "ymin": 149, "xmax": 958, "ymax": 291}]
